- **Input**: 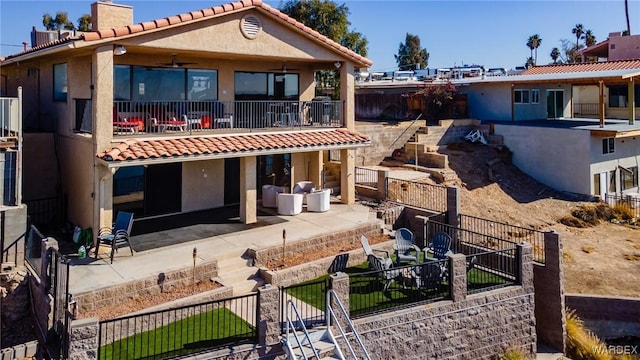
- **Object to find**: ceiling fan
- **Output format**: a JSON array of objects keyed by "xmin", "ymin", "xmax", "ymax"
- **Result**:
[
  {"xmin": 269, "ymin": 63, "xmax": 300, "ymax": 73},
  {"xmin": 159, "ymin": 54, "xmax": 196, "ymax": 68}
]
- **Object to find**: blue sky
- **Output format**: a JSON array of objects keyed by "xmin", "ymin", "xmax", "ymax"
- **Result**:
[{"xmin": 1, "ymin": 0, "xmax": 639, "ymax": 71}]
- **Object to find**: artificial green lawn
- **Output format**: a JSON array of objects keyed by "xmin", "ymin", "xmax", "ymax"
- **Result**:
[
  {"xmin": 284, "ymin": 258, "xmax": 514, "ymax": 317},
  {"xmin": 99, "ymin": 307, "xmax": 254, "ymax": 360}
]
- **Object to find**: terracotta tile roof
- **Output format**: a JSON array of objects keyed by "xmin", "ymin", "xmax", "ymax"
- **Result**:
[
  {"xmin": 521, "ymin": 59, "xmax": 640, "ymax": 75},
  {"xmin": 98, "ymin": 129, "xmax": 370, "ymax": 162},
  {"xmin": 1, "ymin": 0, "xmax": 371, "ymax": 67}
]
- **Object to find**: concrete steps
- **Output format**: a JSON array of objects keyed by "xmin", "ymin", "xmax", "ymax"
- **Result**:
[
  {"xmin": 285, "ymin": 329, "xmax": 340, "ymax": 360},
  {"xmin": 324, "ymin": 163, "xmax": 341, "ymax": 195},
  {"xmin": 216, "ymin": 255, "xmax": 264, "ymax": 296}
]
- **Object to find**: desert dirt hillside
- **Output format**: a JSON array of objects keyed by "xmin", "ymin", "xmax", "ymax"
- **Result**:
[{"xmin": 429, "ymin": 142, "xmax": 640, "ymax": 297}]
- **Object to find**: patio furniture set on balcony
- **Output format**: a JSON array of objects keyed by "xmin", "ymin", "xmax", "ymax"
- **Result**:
[{"xmin": 110, "ymin": 100, "xmax": 343, "ymax": 135}]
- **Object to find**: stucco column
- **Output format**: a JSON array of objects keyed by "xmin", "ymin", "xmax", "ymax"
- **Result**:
[
  {"xmin": 340, "ymin": 62, "xmax": 355, "ymax": 130},
  {"xmin": 240, "ymin": 156, "xmax": 257, "ymax": 224},
  {"xmin": 95, "ymin": 166, "xmax": 114, "ymax": 248},
  {"xmin": 446, "ymin": 186, "xmax": 460, "ymax": 228},
  {"xmin": 377, "ymin": 169, "xmax": 388, "ymax": 200},
  {"xmin": 92, "ymin": 45, "xmax": 115, "ymax": 235},
  {"xmin": 629, "ymin": 77, "xmax": 636, "ymax": 125},
  {"xmin": 340, "ymin": 148, "xmax": 355, "ymax": 204}
]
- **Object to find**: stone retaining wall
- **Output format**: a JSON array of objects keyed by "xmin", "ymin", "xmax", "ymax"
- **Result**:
[
  {"xmin": 356, "ymin": 288, "xmax": 536, "ymax": 359},
  {"xmin": 73, "ymin": 260, "xmax": 218, "ymax": 315},
  {"xmin": 565, "ymin": 294, "xmax": 640, "ymax": 340},
  {"xmin": 259, "ymin": 240, "xmax": 395, "ymax": 287},
  {"xmin": 249, "ymin": 222, "xmax": 382, "ymax": 269}
]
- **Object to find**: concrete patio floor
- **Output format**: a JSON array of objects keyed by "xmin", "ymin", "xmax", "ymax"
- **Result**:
[{"xmin": 67, "ymin": 200, "xmax": 380, "ymax": 295}]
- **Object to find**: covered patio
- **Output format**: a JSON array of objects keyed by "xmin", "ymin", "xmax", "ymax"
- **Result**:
[{"xmin": 67, "ymin": 200, "xmax": 378, "ymax": 295}]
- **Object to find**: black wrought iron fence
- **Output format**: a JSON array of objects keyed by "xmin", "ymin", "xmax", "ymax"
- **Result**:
[
  {"xmin": 49, "ymin": 249, "xmax": 71, "ymax": 359},
  {"xmin": 458, "ymin": 214, "xmax": 546, "ymax": 264},
  {"xmin": 348, "ymin": 261, "xmax": 449, "ymax": 319},
  {"xmin": 354, "ymin": 167, "xmax": 379, "ymax": 188},
  {"xmin": 25, "ymin": 195, "xmax": 67, "ymax": 232},
  {"xmin": 605, "ymin": 193, "xmax": 640, "ymax": 219},
  {"xmin": 24, "ymin": 225, "xmax": 45, "ymax": 278},
  {"xmin": 97, "ymin": 292, "xmax": 258, "ymax": 360},
  {"xmin": 466, "ymin": 249, "xmax": 517, "ymax": 295},
  {"xmin": 425, "ymin": 220, "xmax": 519, "ymax": 254},
  {"xmin": 280, "ymin": 278, "xmax": 330, "ymax": 333},
  {"xmin": 385, "ymin": 177, "xmax": 448, "ymax": 212},
  {"xmin": 1, "ymin": 210, "xmax": 26, "ymax": 269}
]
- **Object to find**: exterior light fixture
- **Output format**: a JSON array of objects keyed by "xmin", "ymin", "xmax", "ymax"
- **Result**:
[
  {"xmin": 334, "ymin": 61, "xmax": 342, "ymax": 69},
  {"xmin": 114, "ymin": 45, "xmax": 127, "ymax": 56}
]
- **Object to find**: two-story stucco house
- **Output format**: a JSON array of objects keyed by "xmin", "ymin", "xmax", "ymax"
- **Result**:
[{"xmin": 0, "ymin": 0, "xmax": 372, "ymax": 240}]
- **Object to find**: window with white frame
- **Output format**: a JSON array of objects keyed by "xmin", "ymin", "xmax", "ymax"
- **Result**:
[
  {"xmin": 531, "ymin": 89, "xmax": 540, "ymax": 104},
  {"xmin": 602, "ymin": 138, "xmax": 615, "ymax": 154},
  {"xmin": 514, "ymin": 89, "xmax": 530, "ymax": 104}
]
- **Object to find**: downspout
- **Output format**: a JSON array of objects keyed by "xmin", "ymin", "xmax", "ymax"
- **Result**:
[
  {"xmin": 510, "ymin": 84, "xmax": 515, "ymax": 121},
  {"xmin": 599, "ymin": 81, "xmax": 605, "ymax": 128},
  {"xmin": 628, "ymin": 77, "xmax": 635, "ymax": 125},
  {"xmin": 16, "ymin": 86, "xmax": 22, "ymax": 205}
]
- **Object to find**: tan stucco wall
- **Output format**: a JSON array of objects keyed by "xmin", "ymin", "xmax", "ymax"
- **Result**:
[
  {"xmin": 290, "ymin": 151, "xmax": 323, "ymax": 187},
  {"xmin": 58, "ymin": 136, "xmax": 95, "ymax": 228},
  {"xmin": 91, "ymin": 2, "xmax": 133, "ymax": 31},
  {"xmin": 182, "ymin": 160, "xmax": 225, "ymax": 212},
  {"xmin": 121, "ymin": 10, "xmax": 346, "ymax": 64},
  {"xmin": 22, "ymin": 133, "xmax": 58, "ymax": 201}
]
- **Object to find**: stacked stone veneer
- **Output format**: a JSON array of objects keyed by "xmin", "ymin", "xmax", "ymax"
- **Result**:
[
  {"xmin": 354, "ymin": 122, "xmax": 423, "ymax": 166},
  {"xmin": 73, "ymin": 260, "xmax": 218, "ymax": 315},
  {"xmin": 343, "ymin": 242, "xmax": 537, "ymax": 359},
  {"xmin": 65, "ymin": 243, "xmax": 536, "ymax": 360},
  {"xmin": 249, "ymin": 222, "xmax": 382, "ymax": 270},
  {"xmin": 533, "ymin": 231, "xmax": 566, "ymax": 353},
  {"xmin": 565, "ymin": 294, "xmax": 640, "ymax": 340}
]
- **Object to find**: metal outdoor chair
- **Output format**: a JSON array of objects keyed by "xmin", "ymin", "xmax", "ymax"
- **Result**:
[{"xmin": 95, "ymin": 211, "xmax": 135, "ymax": 264}]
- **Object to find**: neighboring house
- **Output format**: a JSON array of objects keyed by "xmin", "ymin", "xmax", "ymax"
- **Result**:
[
  {"xmin": 0, "ymin": 0, "xmax": 372, "ymax": 236},
  {"xmin": 578, "ymin": 31, "xmax": 640, "ymax": 62},
  {"xmin": 354, "ymin": 60, "xmax": 640, "ymax": 198},
  {"xmin": 456, "ymin": 61, "xmax": 640, "ymax": 197}
]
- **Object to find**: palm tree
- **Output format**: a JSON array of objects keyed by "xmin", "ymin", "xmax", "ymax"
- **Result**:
[
  {"xmin": 531, "ymin": 34, "xmax": 542, "ymax": 64},
  {"xmin": 584, "ymin": 30, "xmax": 596, "ymax": 47},
  {"xmin": 571, "ymin": 24, "xmax": 584, "ymax": 63},
  {"xmin": 526, "ymin": 36, "xmax": 535, "ymax": 63},
  {"xmin": 526, "ymin": 56, "xmax": 535, "ymax": 69},
  {"xmin": 550, "ymin": 47, "xmax": 561, "ymax": 64},
  {"xmin": 625, "ymin": 0, "xmax": 631, "ymax": 35}
]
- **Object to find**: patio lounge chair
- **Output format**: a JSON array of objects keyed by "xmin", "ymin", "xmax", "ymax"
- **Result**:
[
  {"xmin": 368, "ymin": 254, "xmax": 402, "ymax": 291},
  {"xmin": 425, "ymin": 232, "xmax": 453, "ymax": 260},
  {"xmin": 424, "ymin": 232, "xmax": 454, "ymax": 278},
  {"xmin": 95, "ymin": 211, "xmax": 135, "ymax": 264},
  {"xmin": 360, "ymin": 235, "xmax": 392, "ymax": 268},
  {"xmin": 393, "ymin": 227, "xmax": 421, "ymax": 265},
  {"xmin": 411, "ymin": 260, "xmax": 443, "ymax": 290}
]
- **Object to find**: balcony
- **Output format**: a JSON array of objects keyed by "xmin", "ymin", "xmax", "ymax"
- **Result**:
[{"xmin": 79, "ymin": 100, "xmax": 344, "ymax": 137}]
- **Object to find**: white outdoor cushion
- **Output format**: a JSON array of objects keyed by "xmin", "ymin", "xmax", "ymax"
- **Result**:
[
  {"xmin": 277, "ymin": 193, "xmax": 304, "ymax": 215},
  {"xmin": 306, "ymin": 189, "xmax": 331, "ymax": 212}
]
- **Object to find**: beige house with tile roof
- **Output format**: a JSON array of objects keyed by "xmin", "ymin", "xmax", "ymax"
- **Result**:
[{"xmin": 0, "ymin": 0, "xmax": 371, "ymax": 237}]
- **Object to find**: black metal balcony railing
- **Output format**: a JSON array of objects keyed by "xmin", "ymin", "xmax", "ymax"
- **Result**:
[{"xmin": 103, "ymin": 100, "xmax": 343, "ymax": 136}]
